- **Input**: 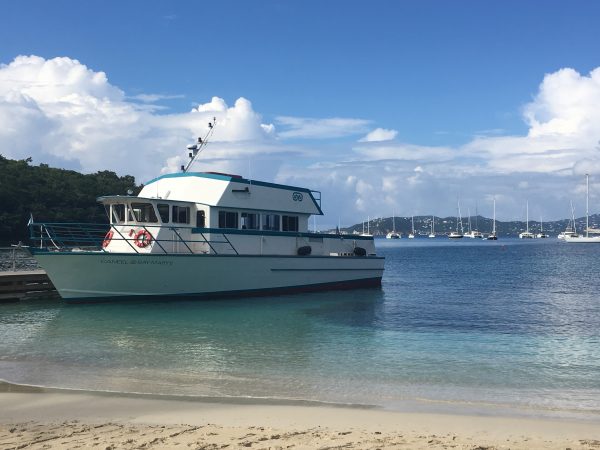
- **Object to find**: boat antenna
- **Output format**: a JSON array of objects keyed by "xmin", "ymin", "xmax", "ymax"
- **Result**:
[{"xmin": 181, "ymin": 117, "xmax": 218, "ymax": 173}]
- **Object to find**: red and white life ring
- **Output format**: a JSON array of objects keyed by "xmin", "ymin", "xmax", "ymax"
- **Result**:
[
  {"xmin": 134, "ymin": 229, "xmax": 153, "ymax": 248},
  {"xmin": 102, "ymin": 230, "xmax": 114, "ymax": 248}
]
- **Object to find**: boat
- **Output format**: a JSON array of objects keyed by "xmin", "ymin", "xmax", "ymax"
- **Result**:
[
  {"xmin": 536, "ymin": 216, "xmax": 549, "ymax": 238},
  {"xmin": 360, "ymin": 216, "xmax": 373, "ymax": 237},
  {"xmin": 386, "ymin": 213, "xmax": 401, "ymax": 239},
  {"xmin": 484, "ymin": 198, "xmax": 498, "ymax": 240},
  {"xmin": 408, "ymin": 216, "xmax": 415, "ymax": 238},
  {"xmin": 448, "ymin": 202, "xmax": 464, "ymax": 239},
  {"xmin": 565, "ymin": 174, "xmax": 600, "ymax": 243},
  {"xmin": 428, "ymin": 216, "xmax": 435, "ymax": 238},
  {"xmin": 28, "ymin": 122, "xmax": 385, "ymax": 301},
  {"xmin": 464, "ymin": 207, "xmax": 483, "ymax": 238},
  {"xmin": 558, "ymin": 201, "xmax": 578, "ymax": 240},
  {"xmin": 518, "ymin": 201, "xmax": 535, "ymax": 239}
]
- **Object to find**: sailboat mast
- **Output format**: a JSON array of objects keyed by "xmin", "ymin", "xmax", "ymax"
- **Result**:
[
  {"xmin": 493, "ymin": 198, "xmax": 496, "ymax": 233},
  {"xmin": 526, "ymin": 201, "xmax": 529, "ymax": 233},
  {"xmin": 586, "ymin": 174, "xmax": 589, "ymax": 237}
]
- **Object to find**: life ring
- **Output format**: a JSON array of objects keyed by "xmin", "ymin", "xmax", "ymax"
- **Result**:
[
  {"xmin": 134, "ymin": 230, "xmax": 153, "ymax": 248},
  {"xmin": 102, "ymin": 230, "xmax": 114, "ymax": 248}
]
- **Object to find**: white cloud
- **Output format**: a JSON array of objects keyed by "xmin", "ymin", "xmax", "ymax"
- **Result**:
[
  {"xmin": 0, "ymin": 56, "xmax": 277, "ymax": 182},
  {"xmin": 129, "ymin": 93, "xmax": 184, "ymax": 103},
  {"xmin": 3, "ymin": 55, "xmax": 600, "ymax": 226},
  {"xmin": 359, "ymin": 127, "xmax": 398, "ymax": 142},
  {"xmin": 275, "ymin": 116, "xmax": 370, "ymax": 139}
]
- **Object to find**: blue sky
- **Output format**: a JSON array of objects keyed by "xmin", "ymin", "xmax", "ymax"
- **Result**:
[{"xmin": 2, "ymin": 1, "xmax": 600, "ymax": 227}]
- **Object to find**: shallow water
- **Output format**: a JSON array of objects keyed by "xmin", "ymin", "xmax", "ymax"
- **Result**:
[{"xmin": 1, "ymin": 238, "xmax": 599, "ymax": 417}]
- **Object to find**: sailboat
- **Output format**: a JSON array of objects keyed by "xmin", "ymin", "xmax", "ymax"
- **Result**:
[
  {"xmin": 360, "ymin": 216, "xmax": 373, "ymax": 237},
  {"xmin": 408, "ymin": 216, "xmax": 415, "ymax": 238},
  {"xmin": 464, "ymin": 207, "xmax": 483, "ymax": 238},
  {"xmin": 518, "ymin": 201, "xmax": 535, "ymax": 239},
  {"xmin": 565, "ymin": 174, "xmax": 600, "ymax": 243},
  {"xmin": 464, "ymin": 208, "xmax": 474, "ymax": 238},
  {"xmin": 536, "ymin": 216, "xmax": 549, "ymax": 238},
  {"xmin": 386, "ymin": 213, "xmax": 401, "ymax": 239},
  {"xmin": 558, "ymin": 201, "xmax": 578, "ymax": 240},
  {"xmin": 448, "ymin": 202, "xmax": 464, "ymax": 239},
  {"xmin": 428, "ymin": 216, "xmax": 436, "ymax": 238},
  {"xmin": 484, "ymin": 198, "xmax": 498, "ymax": 240}
]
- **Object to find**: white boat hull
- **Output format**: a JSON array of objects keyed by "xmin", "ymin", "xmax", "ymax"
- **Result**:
[
  {"xmin": 564, "ymin": 236, "xmax": 600, "ymax": 243},
  {"xmin": 34, "ymin": 252, "xmax": 384, "ymax": 301}
]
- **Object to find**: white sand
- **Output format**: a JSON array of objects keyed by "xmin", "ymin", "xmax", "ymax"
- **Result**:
[{"xmin": 1, "ymin": 387, "xmax": 599, "ymax": 449}]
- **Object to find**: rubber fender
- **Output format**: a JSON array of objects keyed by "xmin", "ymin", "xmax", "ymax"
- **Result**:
[
  {"xmin": 353, "ymin": 246, "xmax": 367, "ymax": 256},
  {"xmin": 297, "ymin": 245, "xmax": 312, "ymax": 256}
]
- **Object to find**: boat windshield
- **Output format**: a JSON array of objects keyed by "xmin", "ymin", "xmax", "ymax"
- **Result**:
[
  {"xmin": 110, "ymin": 204, "xmax": 126, "ymax": 224},
  {"xmin": 128, "ymin": 202, "xmax": 159, "ymax": 223}
]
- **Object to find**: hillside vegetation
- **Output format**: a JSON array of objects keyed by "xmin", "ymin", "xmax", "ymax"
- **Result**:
[{"xmin": 0, "ymin": 155, "xmax": 140, "ymax": 245}]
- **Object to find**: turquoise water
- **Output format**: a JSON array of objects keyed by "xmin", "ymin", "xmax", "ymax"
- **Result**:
[{"xmin": 1, "ymin": 238, "xmax": 600, "ymax": 417}]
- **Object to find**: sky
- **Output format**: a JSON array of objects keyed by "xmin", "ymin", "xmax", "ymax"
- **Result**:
[{"xmin": 1, "ymin": 0, "xmax": 600, "ymax": 228}]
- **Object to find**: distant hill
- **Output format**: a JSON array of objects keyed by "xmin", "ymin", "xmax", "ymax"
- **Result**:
[
  {"xmin": 336, "ymin": 215, "xmax": 599, "ymax": 238},
  {"xmin": 0, "ymin": 155, "xmax": 140, "ymax": 245}
]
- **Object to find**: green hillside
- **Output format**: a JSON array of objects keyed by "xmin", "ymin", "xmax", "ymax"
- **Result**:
[{"xmin": 0, "ymin": 155, "xmax": 140, "ymax": 245}]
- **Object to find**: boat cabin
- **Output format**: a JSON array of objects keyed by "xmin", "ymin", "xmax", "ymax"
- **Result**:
[{"xmin": 99, "ymin": 172, "xmax": 375, "ymax": 257}]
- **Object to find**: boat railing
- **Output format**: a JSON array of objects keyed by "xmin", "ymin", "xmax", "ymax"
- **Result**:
[{"xmin": 29, "ymin": 222, "xmax": 239, "ymax": 255}]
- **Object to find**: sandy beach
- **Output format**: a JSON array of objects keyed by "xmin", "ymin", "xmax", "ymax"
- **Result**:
[{"xmin": 0, "ymin": 383, "xmax": 599, "ymax": 449}]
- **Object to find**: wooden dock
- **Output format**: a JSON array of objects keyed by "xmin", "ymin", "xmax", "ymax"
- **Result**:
[{"xmin": 0, "ymin": 270, "xmax": 56, "ymax": 302}]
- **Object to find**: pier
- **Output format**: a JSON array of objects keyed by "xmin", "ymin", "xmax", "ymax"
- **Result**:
[
  {"xmin": 0, "ymin": 246, "xmax": 56, "ymax": 302},
  {"xmin": 0, "ymin": 270, "xmax": 56, "ymax": 302}
]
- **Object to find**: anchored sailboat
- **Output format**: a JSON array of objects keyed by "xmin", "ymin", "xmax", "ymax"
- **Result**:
[
  {"xmin": 408, "ymin": 216, "xmax": 415, "ymax": 238},
  {"xmin": 485, "ymin": 198, "xmax": 498, "ymax": 240},
  {"xmin": 386, "ymin": 213, "xmax": 401, "ymax": 239},
  {"xmin": 519, "ymin": 201, "xmax": 535, "ymax": 239},
  {"xmin": 565, "ymin": 174, "xmax": 600, "ymax": 243},
  {"xmin": 428, "ymin": 216, "xmax": 436, "ymax": 238},
  {"xmin": 448, "ymin": 202, "xmax": 464, "ymax": 239},
  {"xmin": 558, "ymin": 201, "xmax": 578, "ymax": 240},
  {"xmin": 536, "ymin": 216, "xmax": 549, "ymax": 238}
]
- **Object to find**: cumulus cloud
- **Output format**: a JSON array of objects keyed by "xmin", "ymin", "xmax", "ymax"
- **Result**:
[
  {"xmin": 359, "ymin": 127, "xmax": 398, "ymax": 142},
  {"xmin": 0, "ymin": 56, "xmax": 277, "ymax": 182},
  {"xmin": 275, "ymin": 67, "xmax": 600, "ymax": 225},
  {"xmin": 3, "ymin": 54, "xmax": 600, "ymax": 226}
]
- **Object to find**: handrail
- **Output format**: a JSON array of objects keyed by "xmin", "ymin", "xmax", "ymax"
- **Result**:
[{"xmin": 29, "ymin": 222, "xmax": 239, "ymax": 256}]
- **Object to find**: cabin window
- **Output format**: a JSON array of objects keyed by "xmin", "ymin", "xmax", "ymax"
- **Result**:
[
  {"xmin": 129, "ymin": 203, "xmax": 158, "ymax": 223},
  {"xmin": 241, "ymin": 212, "xmax": 259, "ymax": 230},
  {"xmin": 196, "ymin": 210, "xmax": 205, "ymax": 228},
  {"xmin": 282, "ymin": 215, "xmax": 299, "ymax": 232},
  {"xmin": 219, "ymin": 211, "xmax": 238, "ymax": 229},
  {"xmin": 157, "ymin": 204, "xmax": 170, "ymax": 223},
  {"xmin": 172, "ymin": 205, "xmax": 190, "ymax": 224},
  {"xmin": 262, "ymin": 214, "xmax": 280, "ymax": 231},
  {"xmin": 111, "ymin": 204, "xmax": 126, "ymax": 224}
]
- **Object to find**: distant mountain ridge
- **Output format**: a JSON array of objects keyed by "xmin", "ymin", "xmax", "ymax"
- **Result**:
[{"xmin": 336, "ymin": 215, "xmax": 600, "ymax": 237}]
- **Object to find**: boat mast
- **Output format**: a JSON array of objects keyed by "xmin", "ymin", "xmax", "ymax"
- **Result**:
[
  {"xmin": 182, "ymin": 117, "xmax": 217, "ymax": 173},
  {"xmin": 492, "ymin": 198, "xmax": 496, "ymax": 234},
  {"xmin": 526, "ymin": 201, "xmax": 529, "ymax": 233},
  {"xmin": 586, "ymin": 173, "xmax": 589, "ymax": 237}
]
